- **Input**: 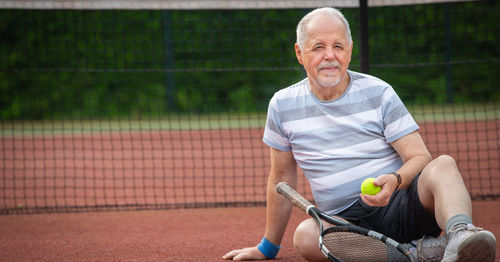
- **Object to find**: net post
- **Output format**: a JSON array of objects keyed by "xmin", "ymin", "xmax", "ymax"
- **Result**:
[{"xmin": 359, "ymin": 0, "xmax": 369, "ymax": 74}]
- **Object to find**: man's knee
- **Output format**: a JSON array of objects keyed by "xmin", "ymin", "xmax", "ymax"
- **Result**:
[
  {"xmin": 294, "ymin": 218, "xmax": 317, "ymax": 254},
  {"xmin": 433, "ymin": 155, "xmax": 457, "ymax": 167},
  {"xmin": 419, "ymin": 155, "xmax": 463, "ymax": 203},
  {"xmin": 422, "ymin": 155, "xmax": 460, "ymax": 178},
  {"xmin": 294, "ymin": 218, "xmax": 326, "ymax": 261}
]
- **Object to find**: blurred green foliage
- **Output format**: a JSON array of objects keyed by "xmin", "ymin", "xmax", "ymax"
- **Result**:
[{"xmin": 0, "ymin": 1, "xmax": 499, "ymax": 119}]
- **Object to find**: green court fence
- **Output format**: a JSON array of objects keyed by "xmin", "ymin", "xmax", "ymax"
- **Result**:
[{"xmin": 1, "ymin": 0, "xmax": 499, "ymax": 214}]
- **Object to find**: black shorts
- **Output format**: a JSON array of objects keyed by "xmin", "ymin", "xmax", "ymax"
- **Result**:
[{"xmin": 336, "ymin": 174, "xmax": 441, "ymax": 243}]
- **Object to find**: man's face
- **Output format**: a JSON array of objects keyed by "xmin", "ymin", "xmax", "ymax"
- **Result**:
[{"xmin": 295, "ymin": 14, "xmax": 353, "ymax": 90}]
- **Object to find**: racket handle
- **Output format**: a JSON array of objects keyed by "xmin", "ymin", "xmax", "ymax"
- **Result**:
[{"xmin": 276, "ymin": 182, "xmax": 315, "ymax": 213}]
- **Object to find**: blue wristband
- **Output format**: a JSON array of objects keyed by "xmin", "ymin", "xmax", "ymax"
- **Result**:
[{"xmin": 257, "ymin": 237, "xmax": 281, "ymax": 259}]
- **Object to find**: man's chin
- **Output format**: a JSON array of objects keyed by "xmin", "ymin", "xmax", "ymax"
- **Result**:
[{"xmin": 318, "ymin": 78, "xmax": 341, "ymax": 88}]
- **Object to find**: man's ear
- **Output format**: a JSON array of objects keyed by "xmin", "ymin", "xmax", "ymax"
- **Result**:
[{"xmin": 295, "ymin": 43, "xmax": 303, "ymax": 65}]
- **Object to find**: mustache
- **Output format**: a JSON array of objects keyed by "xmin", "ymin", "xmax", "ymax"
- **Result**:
[{"xmin": 317, "ymin": 61, "xmax": 341, "ymax": 70}]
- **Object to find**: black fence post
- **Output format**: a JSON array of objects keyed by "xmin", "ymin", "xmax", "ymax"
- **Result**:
[
  {"xmin": 359, "ymin": 0, "xmax": 369, "ymax": 74},
  {"xmin": 163, "ymin": 10, "xmax": 175, "ymax": 111},
  {"xmin": 444, "ymin": 4, "xmax": 454, "ymax": 103}
]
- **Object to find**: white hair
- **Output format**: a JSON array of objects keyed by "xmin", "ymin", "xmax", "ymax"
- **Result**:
[{"xmin": 296, "ymin": 7, "xmax": 353, "ymax": 50}]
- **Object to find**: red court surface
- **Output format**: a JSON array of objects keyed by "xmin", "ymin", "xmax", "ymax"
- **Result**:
[{"xmin": 0, "ymin": 201, "xmax": 498, "ymax": 261}]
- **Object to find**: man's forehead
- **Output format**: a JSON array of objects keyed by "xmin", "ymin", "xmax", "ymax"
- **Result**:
[
  {"xmin": 305, "ymin": 15, "xmax": 347, "ymax": 42},
  {"xmin": 308, "ymin": 13, "xmax": 343, "ymax": 29}
]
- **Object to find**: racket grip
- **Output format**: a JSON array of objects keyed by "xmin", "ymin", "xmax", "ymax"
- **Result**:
[{"xmin": 276, "ymin": 182, "xmax": 315, "ymax": 213}]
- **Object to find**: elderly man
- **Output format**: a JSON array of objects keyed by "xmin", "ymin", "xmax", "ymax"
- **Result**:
[{"xmin": 223, "ymin": 7, "xmax": 496, "ymax": 262}]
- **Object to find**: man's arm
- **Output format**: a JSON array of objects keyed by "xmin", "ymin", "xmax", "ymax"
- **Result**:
[
  {"xmin": 361, "ymin": 131, "xmax": 432, "ymax": 206},
  {"xmin": 264, "ymin": 147, "xmax": 298, "ymax": 247},
  {"xmin": 223, "ymin": 147, "xmax": 297, "ymax": 260}
]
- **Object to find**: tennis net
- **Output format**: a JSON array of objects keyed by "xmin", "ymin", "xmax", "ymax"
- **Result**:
[{"xmin": 1, "ymin": 0, "xmax": 499, "ymax": 214}]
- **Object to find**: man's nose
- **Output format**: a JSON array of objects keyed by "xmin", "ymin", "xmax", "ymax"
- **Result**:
[{"xmin": 324, "ymin": 47, "xmax": 335, "ymax": 60}]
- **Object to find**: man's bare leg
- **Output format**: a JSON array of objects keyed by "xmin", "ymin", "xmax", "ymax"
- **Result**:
[{"xmin": 418, "ymin": 155, "xmax": 496, "ymax": 262}]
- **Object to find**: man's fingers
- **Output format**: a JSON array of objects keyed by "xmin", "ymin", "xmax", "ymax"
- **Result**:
[
  {"xmin": 236, "ymin": 247, "xmax": 267, "ymax": 261},
  {"xmin": 233, "ymin": 252, "xmax": 253, "ymax": 261},
  {"xmin": 223, "ymin": 247, "xmax": 267, "ymax": 261},
  {"xmin": 222, "ymin": 249, "xmax": 243, "ymax": 260}
]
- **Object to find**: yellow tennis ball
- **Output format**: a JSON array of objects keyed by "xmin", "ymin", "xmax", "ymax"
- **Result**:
[{"xmin": 361, "ymin": 178, "xmax": 381, "ymax": 195}]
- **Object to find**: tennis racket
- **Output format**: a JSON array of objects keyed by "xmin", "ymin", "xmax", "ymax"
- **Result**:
[{"xmin": 276, "ymin": 182, "xmax": 416, "ymax": 262}]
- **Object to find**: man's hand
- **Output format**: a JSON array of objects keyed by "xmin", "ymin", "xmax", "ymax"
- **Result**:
[
  {"xmin": 360, "ymin": 174, "xmax": 398, "ymax": 207},
  {"xmin": 222, "ymin": 246, "xmax": 267, "ymax": 261}
]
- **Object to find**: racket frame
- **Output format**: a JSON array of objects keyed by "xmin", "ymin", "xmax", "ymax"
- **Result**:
[{"xmin": 276, "ymin": 182, "xmax": 416, "ymax": 262}]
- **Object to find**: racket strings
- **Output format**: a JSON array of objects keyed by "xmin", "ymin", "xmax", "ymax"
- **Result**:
[{"xmin": 322, "ymin": 227, "xmax": 409, "ymax": 262}]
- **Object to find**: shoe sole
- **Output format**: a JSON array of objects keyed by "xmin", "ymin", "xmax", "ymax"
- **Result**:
[{"xmin": 456, "ymin": 231, "xmax": 496, "ymax": 262}]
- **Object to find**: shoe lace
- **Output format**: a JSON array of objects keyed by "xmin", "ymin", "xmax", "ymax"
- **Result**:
[
  {"xmin": 448, "ymin": 224, "xmax": 483, "ymax": 235},
  {"xmin": 446, "ymin": 224, "xmax": 484, "ymax": 241},
  {"xmin": 416, "ymin": 235, "xmax": 448, "ymax": 262}
]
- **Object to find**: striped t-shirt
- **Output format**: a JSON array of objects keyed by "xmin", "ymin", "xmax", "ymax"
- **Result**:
[{"xmin": 263, "ymin": 70, "xmax": 419, "ymax": 214}]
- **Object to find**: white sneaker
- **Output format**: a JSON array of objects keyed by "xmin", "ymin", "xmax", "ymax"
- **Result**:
[{"xmin": 441, "ymin": 224, "xmax": 496, "ymax": 262}]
